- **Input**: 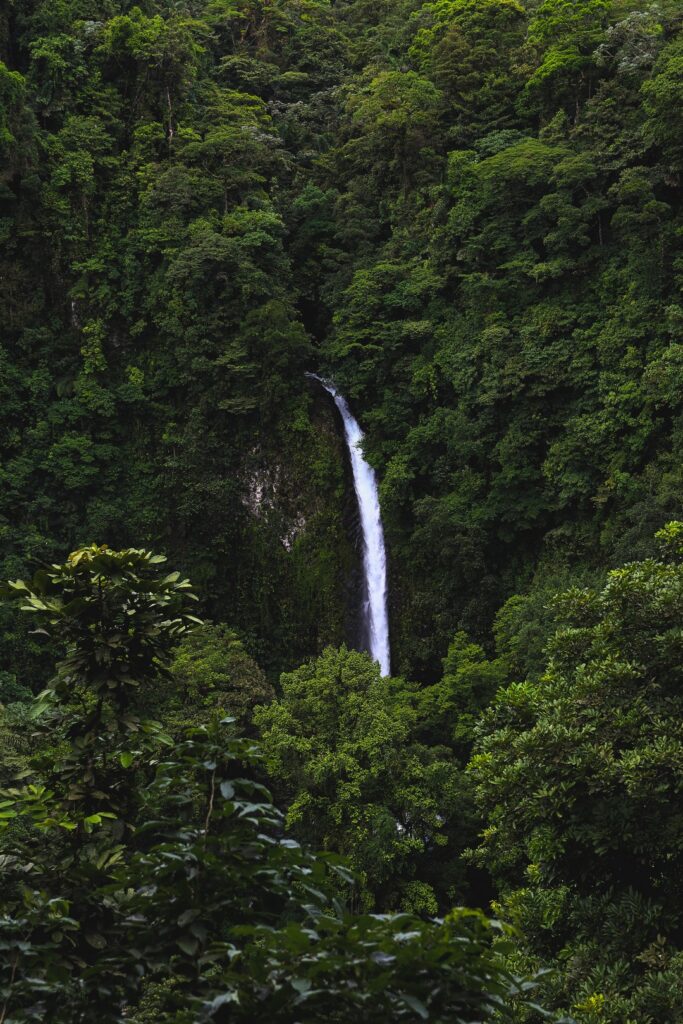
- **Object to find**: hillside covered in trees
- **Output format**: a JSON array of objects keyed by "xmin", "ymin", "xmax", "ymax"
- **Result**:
[{"xmin": 1, "ymin": 0, "xmax": 682, "ymax": 1021}]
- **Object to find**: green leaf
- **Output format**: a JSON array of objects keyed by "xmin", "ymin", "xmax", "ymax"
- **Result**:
[
  {"xmin": 402, "ymin": 995, "xmax": 428, "ymax": 1019},
  {"xmin": 177, "ymin": 935, "xmax": 199, "ymax": 956}
]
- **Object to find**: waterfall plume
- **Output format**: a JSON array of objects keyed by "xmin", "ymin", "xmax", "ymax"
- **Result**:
[{"xmin": 307, "ymin": 373, "xmax": 390, "ymax": 676}]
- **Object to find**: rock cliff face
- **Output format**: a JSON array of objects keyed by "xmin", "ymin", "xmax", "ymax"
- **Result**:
[{"xmin": 227, "ymin": 386, "xmax": 364, "ymax": 675}]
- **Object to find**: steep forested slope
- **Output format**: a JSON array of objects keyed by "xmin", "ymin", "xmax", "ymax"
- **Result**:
[
  {"xmin": 0, "ymin": 0, "xmax": 354, "ymax": 682},
  {"xmin": 2, "ymin": 4, "xmax": 683, "ymax": 1021},
  {"xmin": 1, "ymin": 0, "xmax": 682, "ymax": 686},
  {"xmin": 315, "ymin": 0, "xmax": 683, "ymax": 678}
]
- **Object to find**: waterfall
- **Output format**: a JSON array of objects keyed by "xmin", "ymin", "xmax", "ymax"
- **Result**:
[{"xmin": 308, "ymin": 374, "xmax": 391, "ymax": 676}]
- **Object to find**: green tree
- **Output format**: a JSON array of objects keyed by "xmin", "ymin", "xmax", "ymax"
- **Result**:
[
  {"xmin": 410, "ymin": 0, "xmax": 525, "ymax": 142},
  {"xmin": 255, "ymin": 645, "xmax": 466, "ymax": 911},
  {"xmin": 521, "ymin": 0, "xmax": 611, "ymax": 120},
  {"xmin": 468, "ymin": 524, "xmax": 683, "ymax": 1021},
  {"xmin": 643, "ymin": 37, "xmax": 683, "ymax": 170},
  {"xmin": 340, "ymin": 70, "xmax": 444, "ymax": 196},
  {"xmin": 168, "ymin": 622, "xmax": 274, "ymax": 732},
  {"xmin": 0, "ymin": 544, "xmax": 200, "ymax": 1021}
]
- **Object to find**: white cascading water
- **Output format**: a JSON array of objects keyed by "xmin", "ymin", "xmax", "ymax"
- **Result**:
[{"xmin": 308, "ymin": 375, "xmax": 391, "ymax": 676}]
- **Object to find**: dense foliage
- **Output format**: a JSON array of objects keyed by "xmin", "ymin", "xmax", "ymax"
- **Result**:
[
  {"xmin": 321, "ymin": 0, "xmax": 683, "ymax": 679},
  {"xmin": 468, "ymin": 522, "xmax": 683, "ymax": 1021},
  {"xmin": 0, "ymin": 0, "xmax": 354, "ymax": 681},
  {"xmin": 2, "ymin": 0, "xmax": 683, "ymax": 1020},
  {"xmin": 255, "ymin": 645, "xmax": 468, "ymax": 913},
  {"xmin": 0, "ymin": 547, "xmax": 542, "ymax": 1023},
  {"xmin": 2, "ymin": 0, "xmax": 681, "ymax": 682}
]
